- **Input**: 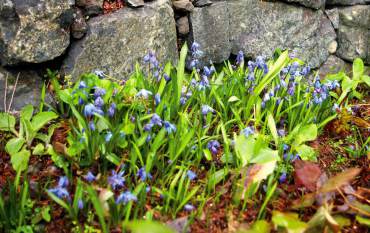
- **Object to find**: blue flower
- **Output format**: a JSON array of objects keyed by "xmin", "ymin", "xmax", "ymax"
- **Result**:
[
  {"xmin": 164, "ymin": 121, "xmax": 177, "ymax": 134},
  {"xmin": 116, "ymin": 191, "xmax": 137, "ymax": 204},
  {"xmin": 164, "ymin": 73, "xmax": 171, "ymax": 82},
  {"xmin": 283, "ymin": 144, "xmax": 289, "ymax": 152},
  {"xmin": 108, "ymin": 170, "xmax": 125, "ymax": 190},
  {"xmin": 332, "ymin": 103, "xmax": 340, "ymax": 112},
  {"xmin": 154, "ymin": 93, "xmax": 161, "ymax": 106},
  {"xmin": 48, "ymin": 176, "xmax": 70, "ymax": 201},
  {"xmin": 78, "ymin": 199, "xmax": 84, "ymax": 209},
  {"xmin": 78, "ymin": 97, "xmax": 84, "ymax": 105},
  {"xmin": 279, "ymin": 172, "xmax": 287, "ymax": 183},
  {"xmin": 137, "ymin": 167, "xmax": 152, "ymax": 181},
  {"xmin": 105, "ymin": 131, "xmax": 113, "ymax": 142},
  {"xmin": 94, "ymin": 87, "xmax": 106, "ymax": 98},
  {"xmin": 236, "ymin": 51, "xmax": 244, "ymax": 65},
  {"xmin": 84, "ymin": 171, "xmax": 96, "ymax": 182},
  {"xmin": 94, "ymin": 96, "xmax": 104, "ymax": 107},
  {"xmin": 242, "ymin": 126, "xmax": 254, "ymax": 137},
  {"xmin": 201, "ymin": 105, "xmax": 214, "ymax": 115},
  {"xmin": 143, "ymin": 123, "xmax": 154, "ymax": 132},
  {"xmin": 277, "ymin": 128, "xmax": 286, "ymax": 137},
  {"xmin": 300, "ymin": 66, "xmax": 311, "ymax": 76},
  {"xmin": 79, "ymin": 81, "xmax": 87, "ymax": 89},
  {"xmin": 186, "ymin": 170, "xmax": 197, "ymax": 181},
  {"xmin": 207, "ymin": 140, "xmax": 220, "ymax": 155},
  {"xmin": 184, "ymin": 204, "xmax": 195, "ymax": 211},
  {"xmin": 325, "ymin": 80, "xmax": 340, "ymax": 90},
  {"xmin": 136, "ymin": 89, "xmax": 153, "ymax": 99},
  {"xmin": 88, "ymin": 121, "xmax": 95, "ymax": 131},
  {"xmin": 151, "ymin": 114, "xmax": 162, "ymax": 127},
  {"xmin": 108, "ymin": 103, "xmax": 116, "ymax": 117},
  {"xmin": 84, "ymin": 104, "xmax": 96, "ymax": 117},
  {"xmin": 93, "ymin": 70, "xmax": 105, "ymax": 78}
]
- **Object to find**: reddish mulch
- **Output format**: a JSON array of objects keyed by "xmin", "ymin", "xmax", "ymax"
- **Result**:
[{"xmin": 103, "ymin": 0, "xmax": 125, "ymax": 14}]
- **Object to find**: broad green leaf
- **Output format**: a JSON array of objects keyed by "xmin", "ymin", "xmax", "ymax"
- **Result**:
[
  {"xmin": 0, "ymin": 112, "xmax": 16, "ymax": 132},
  {"xmin": 237, "ymin": 220, "xmax": 271, "ymax": 233},
  {"xmin": 5, "ymin": 137, "xmax": 25, "ymax": 155},
  {"xmin": 203, "ymin": 149, "xmax": 212, "ymax": 161},
  {"xmin": 32, "ymin": 143, "xmax": 45, "ymax": 155},
  {"xmin": 20, "ymin": 104, "xmax": 34, "ymax": 121},
  {"xmin": 123, "ymin": 220, "xmax": 175, "ymax": 233},
  {"xmin": 272, "ymin": 211, "xmax": 307, "ymax": 233},
  {"xmin": 250, "ymin": 148, "xmax": 279, "ymax": 164},
  {"xmin": 228, "ymin": 96, "xmax": 240, "ymax": 102},
  {"xmin": 353, "ymin": 58, "xmax": 364, "ymax": 81},
  {"xmin": 123, "ymin": 122, "xmax": 135, "ymax": 135},
  {"xmin": 208, "ymin": 169, "xmax": 228, "ymax": 187},
  {"xmin": 31, "ymin": 111, "xmax": 58, "ymax": 132},
  {"xmin": 294, "ymin": 124, "xmax": 317, "ymax": 146},
  {"xmin": 11, "ymin": 149, "xmax": 31, "ymax": 172},
  {"xmin": 234, "ymin": 134, "xmax": 256, "ymax": 166},
  {"xmin": 295, "ymin": 144, "xmax": 316, "ymax": 161},
  {"xmin": 58, "ymin": 89, "xmax": 73, "ymax": 104},
  {"xmin": 361, "ymin": 75, "xmax": 370, "ymax": 86},
  {"xmin": 96, "ymin": 118, "xmax": 109, "ymax": 132},
  {"xmin": 249, "ymin": 160, "xmax": 277, "ymax": 184}
]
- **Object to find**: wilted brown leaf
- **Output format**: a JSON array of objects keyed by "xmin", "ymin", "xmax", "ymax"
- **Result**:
[
  {"xmin": 294, "ymin": 160, "xmax": 322, "ymax": 192},
  {"xmin": 319, "ymin": 168, "xmax": 361, "ymax": 193}
]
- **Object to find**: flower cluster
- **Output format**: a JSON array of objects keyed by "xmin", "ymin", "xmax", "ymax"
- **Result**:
[
  {"xmin": 189, "ymin": 42, "xmax": 203, "ymax": 69},
  {"xmin": 48, "ymin": 176, "xmax": 71, "ymax": 201},
  {"xmin": 143, "ymin": 113, "xmax": 177, "ymax": 138}
]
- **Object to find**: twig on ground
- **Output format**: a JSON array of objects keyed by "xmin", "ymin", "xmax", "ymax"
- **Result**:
[{"xmin": 7, "ymin": 73, "xmax": 19, "ymax": 112}]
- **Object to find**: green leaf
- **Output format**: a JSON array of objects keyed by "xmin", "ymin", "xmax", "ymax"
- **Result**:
[
  {"xmin": 41, "ymin": 206, "xmax": 51, "ymax": 222},
  {"xmin": 294, "ymin": 124, "xmax": 317, "ymax": 146},
  {"xmin": 237, "ymin": 220, "xmax": 271, "ymax": 233},
  {"xmin": 31, "ymin": 111, "xmax": 58, "ymax": 132},
  {"xmin": 58, "ymin": 89, "xmax": 73, "ymax": 104},
  {"xmin": 86, "ymin": 186, "xmax": 108, "ymax": 233},
  {"xmin": 234, "ymin": 134, "xmax": 256, "ymax": 166},
  {"xmin": 5, "ymin": 137, "xmax": 25, "ymax": 155},
  {"xmin": 20, "ymin": 105, "xmax": 34, "ymax": 121},
  {"xmin": 175, "ymin": 43, "xmax": 188, "ymax": 106},
  {"xmin": 356, "ymin": 216, "xmax": 370, "ymax": 226},
  {"xmin": 361, "ymin": 75, "xmax": 370, "ymax": 86},
  {"xmin": 228, "ymin": 96, "xmax": 240, "ymax": 102},
  {"xmin": 123, "ymin": 220, "xmax": 175, "ymax": 233},
  {"xmin": 353, "ymin": 58, "xmax": 364, "ymax": 81},
  {"xmin": 295, "ymin": 144, "xmax": 316, "ymax": 161},
  {"xmin": 267, "ymin": 111, "xmax": 278, "ymax": 145},
  {"xmin": 272, "ymin": 211, "xmax": 307, "ymax": 233},
  {"xmin": 204, "ymin": 149, "xmax": 212, "ymax": 161},
  {"xmin": 11, "ymin": 149, "xmax": 31, "ymax": 173},
  {"xmin": 123, "ymin": 122, "xmax": 135, "ymax": 135},
  {"xmin": 32, "ymin": 143, "xmax": 45, "ymax": 155},
  {"xmin": 0, "ymin": 112, "xmax": 16, "ymax": 132}
]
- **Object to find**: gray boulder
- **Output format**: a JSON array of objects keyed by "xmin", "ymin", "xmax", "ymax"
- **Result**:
[
  {"xmin": 336, "ymin": 5, "xmax": 370, "ymax": 63},
  {"xmin": 62, "ymin": 0, "xmax": 178, "ymax": 79},
  {"xmin": 318, "ymin": 55, "xmax": 350, "ymax": 77},
  {"xmin": 325, "ymin": 8, "xmax": 339, "ymax": 29},
  {"xmin": 189, "ymin": 0, "xmax": 336, "ymax": 68},
  {"xmin": 0, "ymin": 0, "xmax": 73, "ymax": 65},
  {"xmin": 189, "ymin": 1, "xmax": 230, "ymax": 66},
  {"xmin": 0, "ymin": 68, "xmax": 51, "ymax": 112},
  {"xmin": 326, "ymin": 0, "xmax": 370, "ymax": 6},
  {"xmin": 283, "ymin": 0, "xmax": 325, "ymax": 9}
]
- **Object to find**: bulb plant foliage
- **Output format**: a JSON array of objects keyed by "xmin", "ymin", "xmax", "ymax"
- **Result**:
[{"xmin": 3, "ymin": 43, "xmax": 359, "ymax": 232}]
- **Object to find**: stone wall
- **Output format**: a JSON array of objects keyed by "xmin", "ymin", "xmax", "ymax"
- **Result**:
[{"xmin": 0, "ymin": 0, "xmax": 369, "ymax": 111}]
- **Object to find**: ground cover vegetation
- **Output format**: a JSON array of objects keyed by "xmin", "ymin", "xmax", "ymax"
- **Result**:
[{"xmin": 0, "ymin": 43, "xmax": 369, "ymax": 233}]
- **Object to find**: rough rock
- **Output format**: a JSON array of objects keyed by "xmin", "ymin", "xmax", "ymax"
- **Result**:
[
  {"xmin": 125, "ymin": 0, "xmax": 145, "ymax": 8},
  {"xmin": 336, "ymin": 5, "xmax": 370, "ymax": 63},
  {"xmin": 193, "ymin": 0, "xmax": 213, "ymax": 7},
  {"xmin": 318, "ymin": 55, "xmax": 350, "ymax": 77},
  {"xmin": 283, "ymin": 0, "xmax": 325, "ymax": 9},
  {"xmin": 190, "ymin": 0, "xmax": 336, "ymax": 68},
  {"xmin": 173, "ymin": 0, "xmax": 194, "ymax": 12},
  {"xmin": 76, "ymin": 0, "xmax": 104, "ymax": 16},
  {"xmin": 167, "ymin": 217, "xmax": 189, "ymax": 233},
  {"xmin": 71, "ymin": 8, "xmax": 88, "ymax": 39},
  {"xmin": 326, "ymin": 0, "xmax": 370, "ymax": 5},
  {"xmin": 189, "ymin": 1, "xmax": 230, "ymax": 67},
  {"xmin": 325, "ymin": 8, "xmax": 339, "ymax": 29},
  {"xmin": 62, "ymin": 0, "xmax": 178, "ymax": 79},
  {"xmin": 177, "ymin": 16, "xmax": 190, "ymax": 35},
  {"xmin": 0, "ymin": 0, "xmax": 73, "ymax": 65},
  {"xmin": 0, "ymin": 68, "xmax": 52, "ymax": 112}
]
